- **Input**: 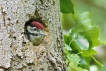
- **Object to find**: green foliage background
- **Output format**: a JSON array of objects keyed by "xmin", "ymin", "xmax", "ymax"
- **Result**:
[{"xmin": 60, "ymin": 0, "xmax": 106, "ymax": 71}]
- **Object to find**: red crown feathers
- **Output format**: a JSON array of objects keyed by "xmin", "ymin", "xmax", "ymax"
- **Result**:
[{"xmin": 31, "ymin": 21, "xmax": 44, "ymax": 30}]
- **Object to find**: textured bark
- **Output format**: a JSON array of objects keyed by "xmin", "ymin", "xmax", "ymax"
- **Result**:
[{"xmin": 0, "ymin": 0, "xmax": 67, "ymax": 71}]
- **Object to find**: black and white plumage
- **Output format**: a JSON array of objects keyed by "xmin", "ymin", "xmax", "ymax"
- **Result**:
[{"xmin": 24, "ymin": 20, "xmax": 46, "ymax": 45}]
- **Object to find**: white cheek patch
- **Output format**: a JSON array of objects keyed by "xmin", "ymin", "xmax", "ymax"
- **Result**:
[{"xmin": 27, "ymin": 26, "xmax": 38, "ymax": 33}]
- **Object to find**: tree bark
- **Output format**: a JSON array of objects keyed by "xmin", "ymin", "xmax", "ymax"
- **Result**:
[{"xmin": 0, "ymin": 0, "xmax": 67, "ymax": 71}]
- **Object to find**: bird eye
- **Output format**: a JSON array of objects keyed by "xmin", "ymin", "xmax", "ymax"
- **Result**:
[{"xmin": 33, "ymin": 27, "xmax": 37, "ymax": 31}]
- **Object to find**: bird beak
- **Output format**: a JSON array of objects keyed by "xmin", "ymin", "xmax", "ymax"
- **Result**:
[
  {"xmin": 39, "ymin": 30, "xmax": 46, "ymax": 36},
  {"xmin": 40, "ymin": 33, "xmax": 46, "ymax": 36}
]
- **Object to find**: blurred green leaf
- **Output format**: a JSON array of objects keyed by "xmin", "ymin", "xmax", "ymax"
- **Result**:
[
  {"xmin": 74, "ymin": 35, "xmax": 89, "ymax": 50},
  {"xmin": 72, "ymin": 12, "xmax": 100, "ymax": 49},
  {"xmin": 63, "ymin": 11, "xmax": 101, "ymax": 70},
  {"xmin": 64, "ymin": 34, "xmax": 72, "ymax": 44},
  {"xmin": 80, "ymin": 26, "xmax": 100, "ymax": 48},
  {"xmin": 77, "ymin": 12, "xmax": 93, "ymax": 28},
  {"xmin": 62, "ymin": 13, "xmax": 74, "ymax": 30},
  {"xmin": 78, "ymin": 63, "xmax": 90, "ymax": 71},
  {"xmin": 60, "ymin": 0, "xmax": 74, "ymax": 14},
  {"xmin": 81, "ymin": 49, "xmax": 97, "ymax": 57},
  {"xmin": 78, "ymin": 57, "xmax": 91, "ymax": 70},
  {"xmin": 68, "ymin": 33, "xmax": 89, "ymax": 51},
  {"xmin": 91, "ymin": 56, "xmax": 103, "ymax": 67},
  {"xmin": 68, "ymin": 62, "xmax": 85, "ymax": 71},
  {"xmin": 72, "ymin": 12, "xmax": 93, "ymax": 32},
  {"xmin": 64, "ymin": 43, "xmax": 72, "ymax": 51},
  {"xmin": 67, "ymin": 54, "xmax": 80, "ymax": 66}
]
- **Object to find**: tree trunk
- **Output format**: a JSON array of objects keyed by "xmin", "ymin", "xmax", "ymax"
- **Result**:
[{"xmin": 0, "ymin": 0, "xmax": 67, "ymax": 71}]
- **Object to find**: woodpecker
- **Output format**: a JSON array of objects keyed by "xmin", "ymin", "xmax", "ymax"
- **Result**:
[{"xmin": 24, "ymin": 20, "xmax": 46, "ymax": 45}]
